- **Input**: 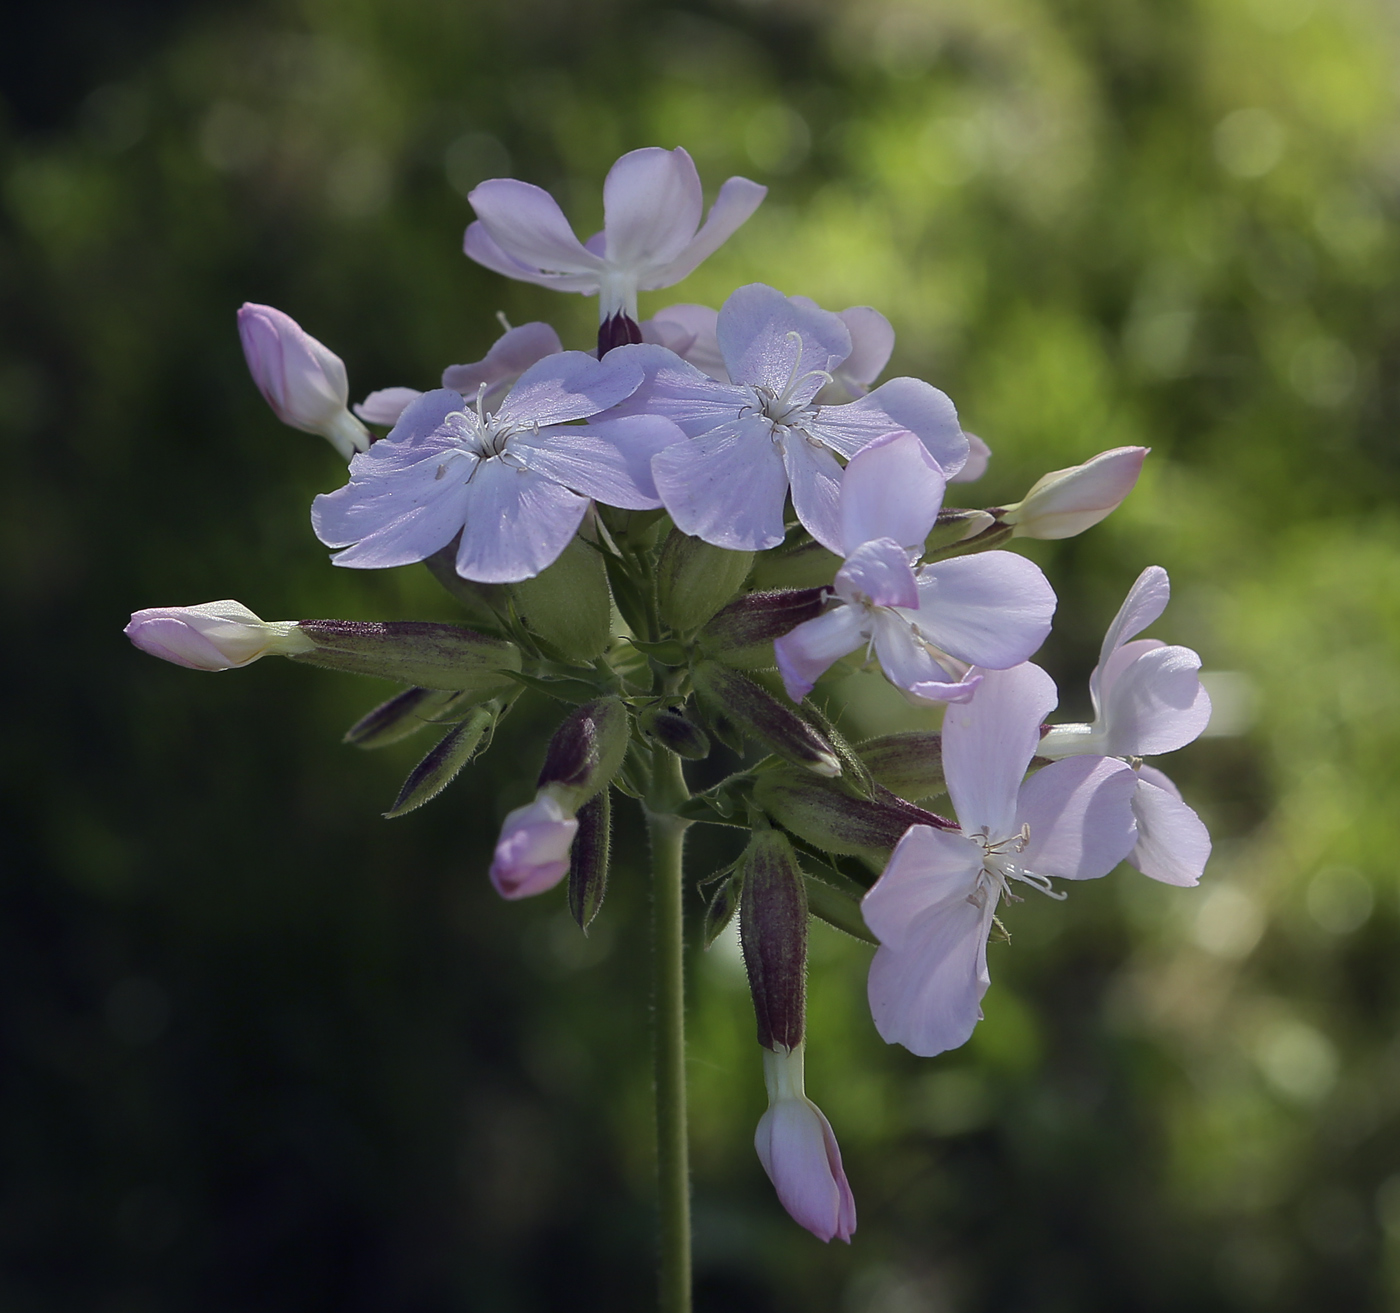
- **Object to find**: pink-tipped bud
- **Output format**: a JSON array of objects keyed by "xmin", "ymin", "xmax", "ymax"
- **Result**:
[
  {"xmin": 124, "ymin": 601, "xmax": 312, "ymax": 671},
  {"xmin": 754, "ymin": 1044, "xmax": 856, "ymax": 1243},
  {"xmin": 237, "ymin": 303, "xmax": 370, "ymax": 460},
  {"xmin": 1002, "ymin": 446, "xmax": 1148, "ymax": 540},
  {"xmin": 488, "ymin": 793, "xmax": 580, "ymax": 900}
]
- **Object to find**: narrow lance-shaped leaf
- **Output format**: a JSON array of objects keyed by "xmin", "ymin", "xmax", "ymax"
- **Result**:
[
  {"xmin": 704, "ymin": 869, "xmax": 744, "ymax": 949},
  {"xmin": 384, "ymin": 704, "xmax": 497, "ymax": 817},
  {"xmin": 568, "ymin": 789, "xmax": 611, "ymax": 932},
  {"xmin": 801, "ymin": 870, "xmax": 879, "ymax": 947}
]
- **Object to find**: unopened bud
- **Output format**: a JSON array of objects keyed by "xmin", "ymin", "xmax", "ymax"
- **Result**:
[
  {"xmin": 568, "ymin": 789, "xmax": 611, "ymax": 931},
  {"xmin": 1001, "ymin": 446, "xmax": 1148, "ymax": 540},
  {"xmin": 691, "ymin": 663, "xmax": 841, "ymax": 777},
  {"xmin": 754, "ymin": 766, "xmax": 951, "ymax": 859},
  {"xmin": 923, "ymin": 508, "xmax": 995, "ymax": 556},
  {"xmin": 857, "ymin": 732, "xmax": 946, "ymax": 800},
  {"xmin": 236, "ymin": 303, "xmax": 370, "ymax": 460},
  {"xmin": 598, "ymin": 311, "xmax": 644, "ymax": 355},
  {"xmin": 384, "ymin": 704, "xmax": 497, "ymax": 818},
  {"xmin": 739, "ymin": 829, "xmax": 808, "ymax": 1051},
  {"xmin": 537, "ymin": 697, "xmax": 631, "ymax": 811},
  {"xmin": 641, "ymin": 708, "xmax": 711, "ymax": 760},
  {"xmin": 698, "ymin": 589, "xmax": 828, "ymax": 670},
  {"xmin": 293, "ymin": 620, "xmax": 520, "ymax": 691},
  {"xmin": 344, "ymin": 686, "xmax": 460, "ymax": 748},
  {"xmin": 657, "ymin": 530, "xmax": 754, "ymax": 632},
  {"xmin": 510, "ymin": 536, "xmax": 612, "ymax": 663},
  {"xmin": 125, "ymin": 601, "xmax": 313, "ymax": 671},
  {"xmin": 489, "ymin": 794, "xmax": 579, "ymax": 900}
]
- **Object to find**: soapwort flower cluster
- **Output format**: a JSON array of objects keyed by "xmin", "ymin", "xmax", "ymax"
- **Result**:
[{"xmin": 126, "ymin": 145, "xmax": 1211, "ymax": 1245}]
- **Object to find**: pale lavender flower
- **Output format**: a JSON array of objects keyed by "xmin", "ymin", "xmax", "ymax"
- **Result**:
[
  {"xmin": 951, "ymin": 432, "xmax": 991, "ymax": 484},
  {"xmin": 237, "ymin": 304, "xmax": 370, "ymax": 460},
  {"xmin": 463, "ymin": 147, "xmax": 766, "ymax": 331},
  {"xmin": 773, "ymin": 432, "xmax": 1055, "ymax": 705},
  {"xmin": 489, "ymin": 794, "xmax": 579, "ymax": 900},
  {"xmin": 124, "ymin": 601, "xmax": 313, "ymax": 671},
  {"xmin": 354, "ymin": 321, "xmax": 564, "ymax": 427},
  {"xmin": 1037, "ymin": 566, "xmax": 1213, "ymax": 886},
  {"xmin": 312, "ymin": 350, "xmax": 683, "ymax": 584},
  {"xmin": 862, "ymin": 662, "xmax": 1139, "ymax": 1057},
  {"xmin": 754, "ymin": 1044, "xmax": 856, "ymax": 1243},
  {"xmin": 1000, "ymin": 446, "xmax": 1148, "ymax": 539},
  {"xmin": 612, "ymin": 284, "xmax": 971, "ymax": 552}
]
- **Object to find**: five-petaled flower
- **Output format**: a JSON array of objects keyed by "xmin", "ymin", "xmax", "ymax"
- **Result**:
[
  {"xmin": 774, "ymin": 431, "xmax": 1056, "ymax": 704},
  {"xmin": 862, "ymin": 662, "xmax": 1140, "ymax": 1057},
  {"xmin": 311, "ymin": 350, "xmax": 683, "ymax": 583},
  {"xmin": 1037, "ymin": 565, "xmax": 1213, "ymax": 886}
]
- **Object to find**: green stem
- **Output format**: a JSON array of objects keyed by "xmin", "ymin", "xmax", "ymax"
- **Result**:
[{"xmin": 645, "ymin": 748, "xmax": 692, "ymax": 1313}]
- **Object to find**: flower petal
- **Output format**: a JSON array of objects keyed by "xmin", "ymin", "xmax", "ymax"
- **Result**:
[
  {"xmin": 1127, "ymin": 770, "xmax": 1211, "ymax": 887},
  {"xmin": 601, "ymin": 146, "xmax": 703, "ymax": 271},
  {"xmin": 949, "ymin": 432, "xmax": 990, "ymax": 484},
  {"xmin": 1099, "ymin": 643, "xmax": 1212, "ymax": 757},
  {"xmin": 651, "ymin": 414, "xmax": 790, "ymax": 551},
  {"xmin": 863, "ymin": 825, "xmax": 984, "ymax": 950},
  {"xmin": 354, "ymin": 386, "xmax": 424, "ymax": 426},
  {"xmin": 462, "ymin": 223, "xmax": 603, "ymax": 292},
  {"xmin": 871, "ymin": 614, "xmax": 967, "ymax": 702},
  {"xmin": 774, "ymin": 606, "xmax": 865, "ymax": 701},
  {"xmin": 716, "ymin": 284, "xmax": 851, "ymax": 401},
  {"xmin": 649, "ymin": 175, "xmax": 768, "ymax": 287},
  {"xmin": 642, "ymin": 303, "xmax": 727, "ymax": 381},
  {"xmin": 835, "ymin": 306, "xmax": 895, "ymax": 392},
  {"xmin": 942, "ymin": 662, "xmax": 1058, "ymax": 837},
  {"xmin": 606, "ymin": 343, "xmax": 749, "ymax": 435},
  {"xmin": 783, "ymin": 436, "xmax": 845, "ymax": 554},
  {"xmin": 836, "ymin": 540, "xmax": 920, "ymax": 610},
  {"xmin": 838, "ymin": 430, "xmax": 946, "ymax": 556},
  {"xmin": 497, "ymin": 349, "xmax": 643, "ymax": 428},
  {"xmin": 454, "ymin": 461, "xmax": 590, "ymax": 583},
  {"xmin": 1098, "ymin": 565, "xmax": 1171, "ymax": 670},
  {"xmin": 441, "ymin": 321, "xmax": 563, "ymax": 397},
  {"xmin": 1016, "ymin": 756, "xmax": 1139, "ymax": 881},
  {"xmin": 512, "ymin": 414, "xmax": 683, "ymax": 509},
  {"xmin": 755, "ymin": 1097, "xmax": 855, "ymax": 1243},
  {"xmin": 812, "ymin": 376, "xmax": 967, "ymax": 475},
  {"xmin": 466, "ymin": 178, "xmax": 602, "ymax": 278},
  {"xmin": 911, "ymin": 552, "xmax": 1056, "ymax": 669}
]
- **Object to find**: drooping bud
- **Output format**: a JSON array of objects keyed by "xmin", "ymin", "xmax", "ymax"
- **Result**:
[
  {"xmin": 598, "ymin": 311, "xmax": 644, "ymax": 356},
  {"xmin": 999, "ymin": 446, "xmax": 1149, "ymax": 540},
  {"xmin": 292, "ymin": 620, "xmax": 521, "ymax": 692},
  {"xmin": 691, "ymin": 663, "xmax": 841, "ymax": 777},
  {"xmin": 656, "ymin": 529, "xmax": 755, "ymax": 632},
  {"xmin": 510, "ymin": 536, "xmax": 613, "ymax": 663},
  {"xmin": 384, "ymin": 704, "xmax": 497, "ymax": 818},
  {"xmin": 739, "ymin": 829, "xmax": 808, "ymax": 1051},
  {"xmin": 754, "ymin": 1043, "xmax": 856, "ymax": 1243},
  {"xmin": 125, "ymin": 601, "xmax": 314, "ymax": 671},
  {"xmin": 567, "ymin": 789, "xmax": 611, "ymax": 931},
  {"xmin": 754, "ymin": 766, "xmax": 952, "ymax": 859},
  {"xmin": 236, "ymin": 303, "xmax": 370, "ymax": 460},
  {"xmin": 698, "ymin": 589, "xmax": 828, "ymax": 670},
  {"xmin": 489, "ymin": 794, "xmax": 579, "ymax": 900},
  {"xmin": 344, "ymin": 687, "xmax": 461, "ymax": 749},
  {"xmin": 641, "ymin": 707, "xmax": 711, "ymax": 761},
  {"xmin": 856, "ymin": 731, "xmax": 946, "ymax": 800},
  {"xmin": 537, "ymin": 697, "xmax": 631, "ymax": 812}
]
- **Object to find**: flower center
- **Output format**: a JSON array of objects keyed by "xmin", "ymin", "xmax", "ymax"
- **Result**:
[
  {"xmin": 446, "ymin": 385, "xmax": 534, "ymax": 466},
  {"xmin": 968, "ymin": 825, "xmax": 1065, "ymax": 906},
  {"xmin": 744, "ymin": 332, "xmax": 833, "ymax": 436}
]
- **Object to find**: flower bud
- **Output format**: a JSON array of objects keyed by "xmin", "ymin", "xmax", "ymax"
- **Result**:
[
  {"xmin": 691, "ymin": 663, "xmax": 840, "ymax": 777},
  {"xmin": 739, "ymin": 829, "xmax": 808, "ymax": 1051},
  {"xmin": 510, "ymin": 536, "xmax": 612, "ymax": 663},
  {"xmin": 641, "ymin": 707, "xmax": 711, "ymax": 760},
  {"xmin": 922, "ymin": 508, "xmax": 995, "ymax": 556},
  {"xmin": 753, "ymin": 766, "xmax": 952, "ymax": 859},
  {"xmin": 698, "ymin": 589, "xmax": 828, "ymax": 670},
  {"xmin": 598, "ymin": 310, "xmax": 644, "ymax": 355},
  {"xmin": 1000, "ymin": 446, "xmax": 1148, "ymax": 540},
  {"xmin": 344, "ymin": 686, "xmax": 460, "ymax": 749},
  {"xmin": 125, "ymin": 601, "xmax": 313, "ymax": 671},
  {"xmin": 656, "ymin": 530, "xmax": 754, "ymax": 633},
  {"xmin": 537, "ymin": 697, "xmax": 631, "ymax": 812},
  {"xmin": 292, "ymin": 620, "xmax": 521, "ymax": 692},
  {"xmin": 754, "ymin": 1044, "xmax": 856, "ymax": 1243},
  {"xmin": 856, "ymin": 731, "xmax": 946, "ymax": 800},
  {"xmin": 489, "ymin": 794, "xmax": 580, "ymax": 900},
  {"xmin": 568, "ymin": 790, "xmax": 611, "ymax": 931},
  {"xmin": 236, "ymin": 303, "xmax": 370, "ymax": 460}
]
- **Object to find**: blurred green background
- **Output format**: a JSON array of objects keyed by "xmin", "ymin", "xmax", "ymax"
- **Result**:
[{"xmin": 4, "ymin": 0, "xmax": 1400, "ymax": 1308}]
